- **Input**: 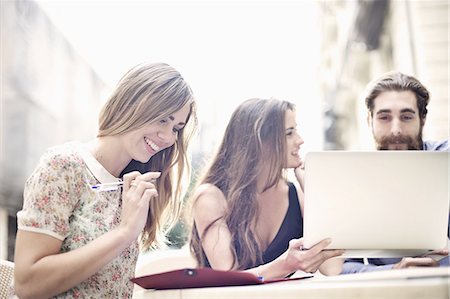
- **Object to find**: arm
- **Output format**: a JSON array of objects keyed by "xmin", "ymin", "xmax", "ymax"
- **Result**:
[
  {"xmin": 251, "ymin": 238, "xmax": 344, "ymax": 279},
  {"xmin": 391, "ymin": 248, "xmax": 448, "ymax": 269},
  {"xmin": 292, "ymin": 178, "xmax": 343, "ymax": 276},
  {"xmin": 319, "ymin": 257, "xmax": 344, "ymax": 276},
  {"xmin": 341, "ymin": 258, "xmax": 439, "ymax": 274},
  {"xmin": 14, "ymin": 227, "xmax": 134, "ymax": 299},
  {"xmin": 341, "ymin": 251, "xmax": 448, "ymax": 274},
  {"xmin": 342, "ymin": 260, "xmax": 394, "ymax": 274},
  {"xmin": 14, "ymin": 171, "xmax": 160, "ymax": 299},
  {"xmin": 193, "ymin": 185, "xmax": 344, "ymax": 280},
  {"xmin": 192, "ymin": 184, "xmax": 235, "ymax": 270}
]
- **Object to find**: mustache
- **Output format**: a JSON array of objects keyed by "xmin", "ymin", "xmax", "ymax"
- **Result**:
[
  {"xmin": 377, "ymin": 134, "xmax": 422, "ymax": 150},
  {"xmin": 381, "ymin": 134, "xmax": 414, "ymax": 144}
]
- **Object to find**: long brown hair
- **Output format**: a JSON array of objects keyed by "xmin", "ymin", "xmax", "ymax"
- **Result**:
[
  {"xmin": 190, "ymin": 98, "xmax": 294, "ymax": 269},
  {"xmin": 98, "ymin": 62, "xmax": 198, "ymax": 250}
]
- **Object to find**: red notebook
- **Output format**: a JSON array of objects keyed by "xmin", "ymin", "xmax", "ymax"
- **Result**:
[{"xmin": 131, "ymin": 268, "xmax": 311, "ymax": 290}]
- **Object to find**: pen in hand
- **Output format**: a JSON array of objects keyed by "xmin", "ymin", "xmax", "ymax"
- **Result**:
[
  {"xmin": 91, "ymin": 178, "xmax": 157, "ymax": 192},
  {"xmin": 91, "ymin": 181, "xmax": 124, "ymax": 192}
]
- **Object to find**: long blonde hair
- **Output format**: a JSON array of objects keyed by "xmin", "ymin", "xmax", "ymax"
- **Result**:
[
  {"xmin": 190, "ymin": 98, "xmax": 294, "ymax": 269},
  {"xmin": 98, "ymin": 62, "xmax": 197, "ymax": 250}
]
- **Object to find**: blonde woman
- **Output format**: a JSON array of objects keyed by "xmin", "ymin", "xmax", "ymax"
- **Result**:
[
  {"xmin": 190, "ymin": 98, "xmax": 343, "ymax": 279},
  {"xmin": 13, "ymin": 62, "xmax": 197, "ymax": 298}
]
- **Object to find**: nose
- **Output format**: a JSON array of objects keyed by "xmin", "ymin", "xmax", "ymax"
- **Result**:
[
  {"xmin": 390, "ymin": 118, "xmax": 403, "ymax": 136},
  {"xmin": 296, "ymin": 133, "xmax": 304, "ymax": 146},
  {"xmin": 157, "ymin": 127, "xmax": 176, "ymax": 145}
]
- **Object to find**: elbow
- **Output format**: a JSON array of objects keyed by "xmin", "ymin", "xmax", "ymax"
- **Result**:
[
  {"xmin": 14, "ymin": 283, "xmax": 33, "ymax": 299},
  {"xmin": 319, "ymin": 267, "xmax": 341, "ymax": 276},
  {"xmin": 13, "ymin": 272, "xmax": 26, "ymax": 298},
  {"xmin": 14, "ymin": 276, "xmax": 45, "ymax": 299},
  {"xmin": 318, "ymin": 256, "xmax": 344, "ymax": 276},
  {"xmin": 15, "ymin": 285, "xmax": 47, "ymax": 299}
]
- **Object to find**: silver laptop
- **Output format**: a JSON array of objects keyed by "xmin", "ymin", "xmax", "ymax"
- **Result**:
[{"xmin": 302, "ymin": 151, "xmax": 449, "ymax": 258}]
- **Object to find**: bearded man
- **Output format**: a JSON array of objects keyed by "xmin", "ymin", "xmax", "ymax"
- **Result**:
[
  {"xmin": 342, "ymin": 71, "xmax": 449, "ymax": 274},
  {"xmin": 365, "ymin": 71, "xmax": 448, "ymax": 151}
]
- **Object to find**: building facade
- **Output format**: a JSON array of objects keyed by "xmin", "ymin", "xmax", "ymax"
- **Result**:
[{"xmin": 1, "ymin": 0, "xmax": 109, "ymax": 260}]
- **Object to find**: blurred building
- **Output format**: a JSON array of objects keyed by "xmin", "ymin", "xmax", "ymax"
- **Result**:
[
  {"xmin": 0, "ymin": 0, "xmax": 109, "ymax": 260},
  {"xmin": 318, "ymin": 0, "xmax": 449, "ymax": 150}
]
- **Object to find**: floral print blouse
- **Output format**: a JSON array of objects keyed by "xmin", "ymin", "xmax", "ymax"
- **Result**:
[{"xmin": 16, "ymin": 142, "xmax": 139, "ymax": 298}]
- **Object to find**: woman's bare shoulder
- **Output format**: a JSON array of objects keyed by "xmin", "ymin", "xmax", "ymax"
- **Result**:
[{"xmin": 192, "ymin": 183, "xmax": 227, "ymax": 217}]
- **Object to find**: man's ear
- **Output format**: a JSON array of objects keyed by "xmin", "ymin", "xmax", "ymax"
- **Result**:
[{"xmin": 421, "ymin": 116, "xmax": 427, "ymax": 127}]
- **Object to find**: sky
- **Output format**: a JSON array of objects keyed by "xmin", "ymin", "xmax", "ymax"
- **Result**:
[{"xmin": 36, "ymin": 0, "xmax": 325, "ymax": 152}]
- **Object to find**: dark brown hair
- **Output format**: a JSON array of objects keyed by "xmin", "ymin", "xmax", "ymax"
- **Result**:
[
  {"xmin": 365, "ymin": 71, "xmax": 429, "ymax": 119},
  {"xmin": 189, "ymin": 98, "xmax": 295, "ymax": 270}
]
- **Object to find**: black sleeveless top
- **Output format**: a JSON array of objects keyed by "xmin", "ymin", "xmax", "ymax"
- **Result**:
[
  {"xmin": 202, "ymin": 182, "xmax": 303, "ymax": 268},
  {"xmin": 261, "ymin": 182, "xmax": 303, "ymax": 264}
]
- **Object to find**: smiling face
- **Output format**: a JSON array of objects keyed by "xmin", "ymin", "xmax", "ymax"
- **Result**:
[
  {"xmin": 285, "ymin": 109, "xmax": 304, "ymax": 168},
  {"xmin": 121, "ymin": 103, "xmax": 191, "ymax": 163},
  {"xmin": 368, "ymin": 90, "xmax": 424, "ymax": 150}
]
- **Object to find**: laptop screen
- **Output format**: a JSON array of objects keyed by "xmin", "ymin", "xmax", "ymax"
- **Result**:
[{"xmin": 302, "ymin": 151, "xmax": 449, "ymax": 257}]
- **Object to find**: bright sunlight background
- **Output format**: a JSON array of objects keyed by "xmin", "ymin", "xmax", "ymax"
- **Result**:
[{"xmin": 36, "ymin": 0, "xmax": 324, "ymax": 154}]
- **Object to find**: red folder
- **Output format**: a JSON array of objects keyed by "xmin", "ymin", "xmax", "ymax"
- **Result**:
[{"xmin": 131, "ymin": 268, "xmax": 311, "ymax": 290}]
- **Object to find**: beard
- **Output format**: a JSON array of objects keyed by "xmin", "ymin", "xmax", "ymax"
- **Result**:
[{"xmin": 375, "ymin": 131, "xmax": 423, "ymax": 150}]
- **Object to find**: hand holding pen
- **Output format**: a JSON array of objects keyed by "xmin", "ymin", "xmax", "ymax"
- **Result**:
[
  {"xmin": 122, "ymin": 171, "xmax": 160, "ymax": 194},
  {"xmin": 91, "ymin": 177, "xmax": 157, "ymax": 192},
  {"xmin": 118, "ymin": 171, "xmax": 161, "ymax": 241}
]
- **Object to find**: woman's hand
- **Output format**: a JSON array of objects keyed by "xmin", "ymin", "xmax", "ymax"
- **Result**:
[
  {"xmin": 281, "ymin": 238, "xmax": 344, "ymax": 274},
  {"xmin": 120, "ymin": 171, "xmax": 161, "ymax": 241}
]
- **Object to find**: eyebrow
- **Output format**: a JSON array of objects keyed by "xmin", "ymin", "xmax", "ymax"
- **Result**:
[
  {"xmin": 168, "ymin": 115, "xmax": 186, "ymax": 126},
  {"xmin": 376, "ymin": 108, "xmax": 416, "ymax": 115},
  {"xmin": 400, "ymin": 108, "xmax": 416, "ymax": 114},
  {"xmin": 285, "ymin": 126, "xmax": 296, "ymax": 131}
]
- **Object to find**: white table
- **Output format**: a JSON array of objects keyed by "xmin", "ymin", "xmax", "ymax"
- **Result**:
[{"xmin": 133, "ymin": 267, "xmax": 450, "ymax": 299}]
